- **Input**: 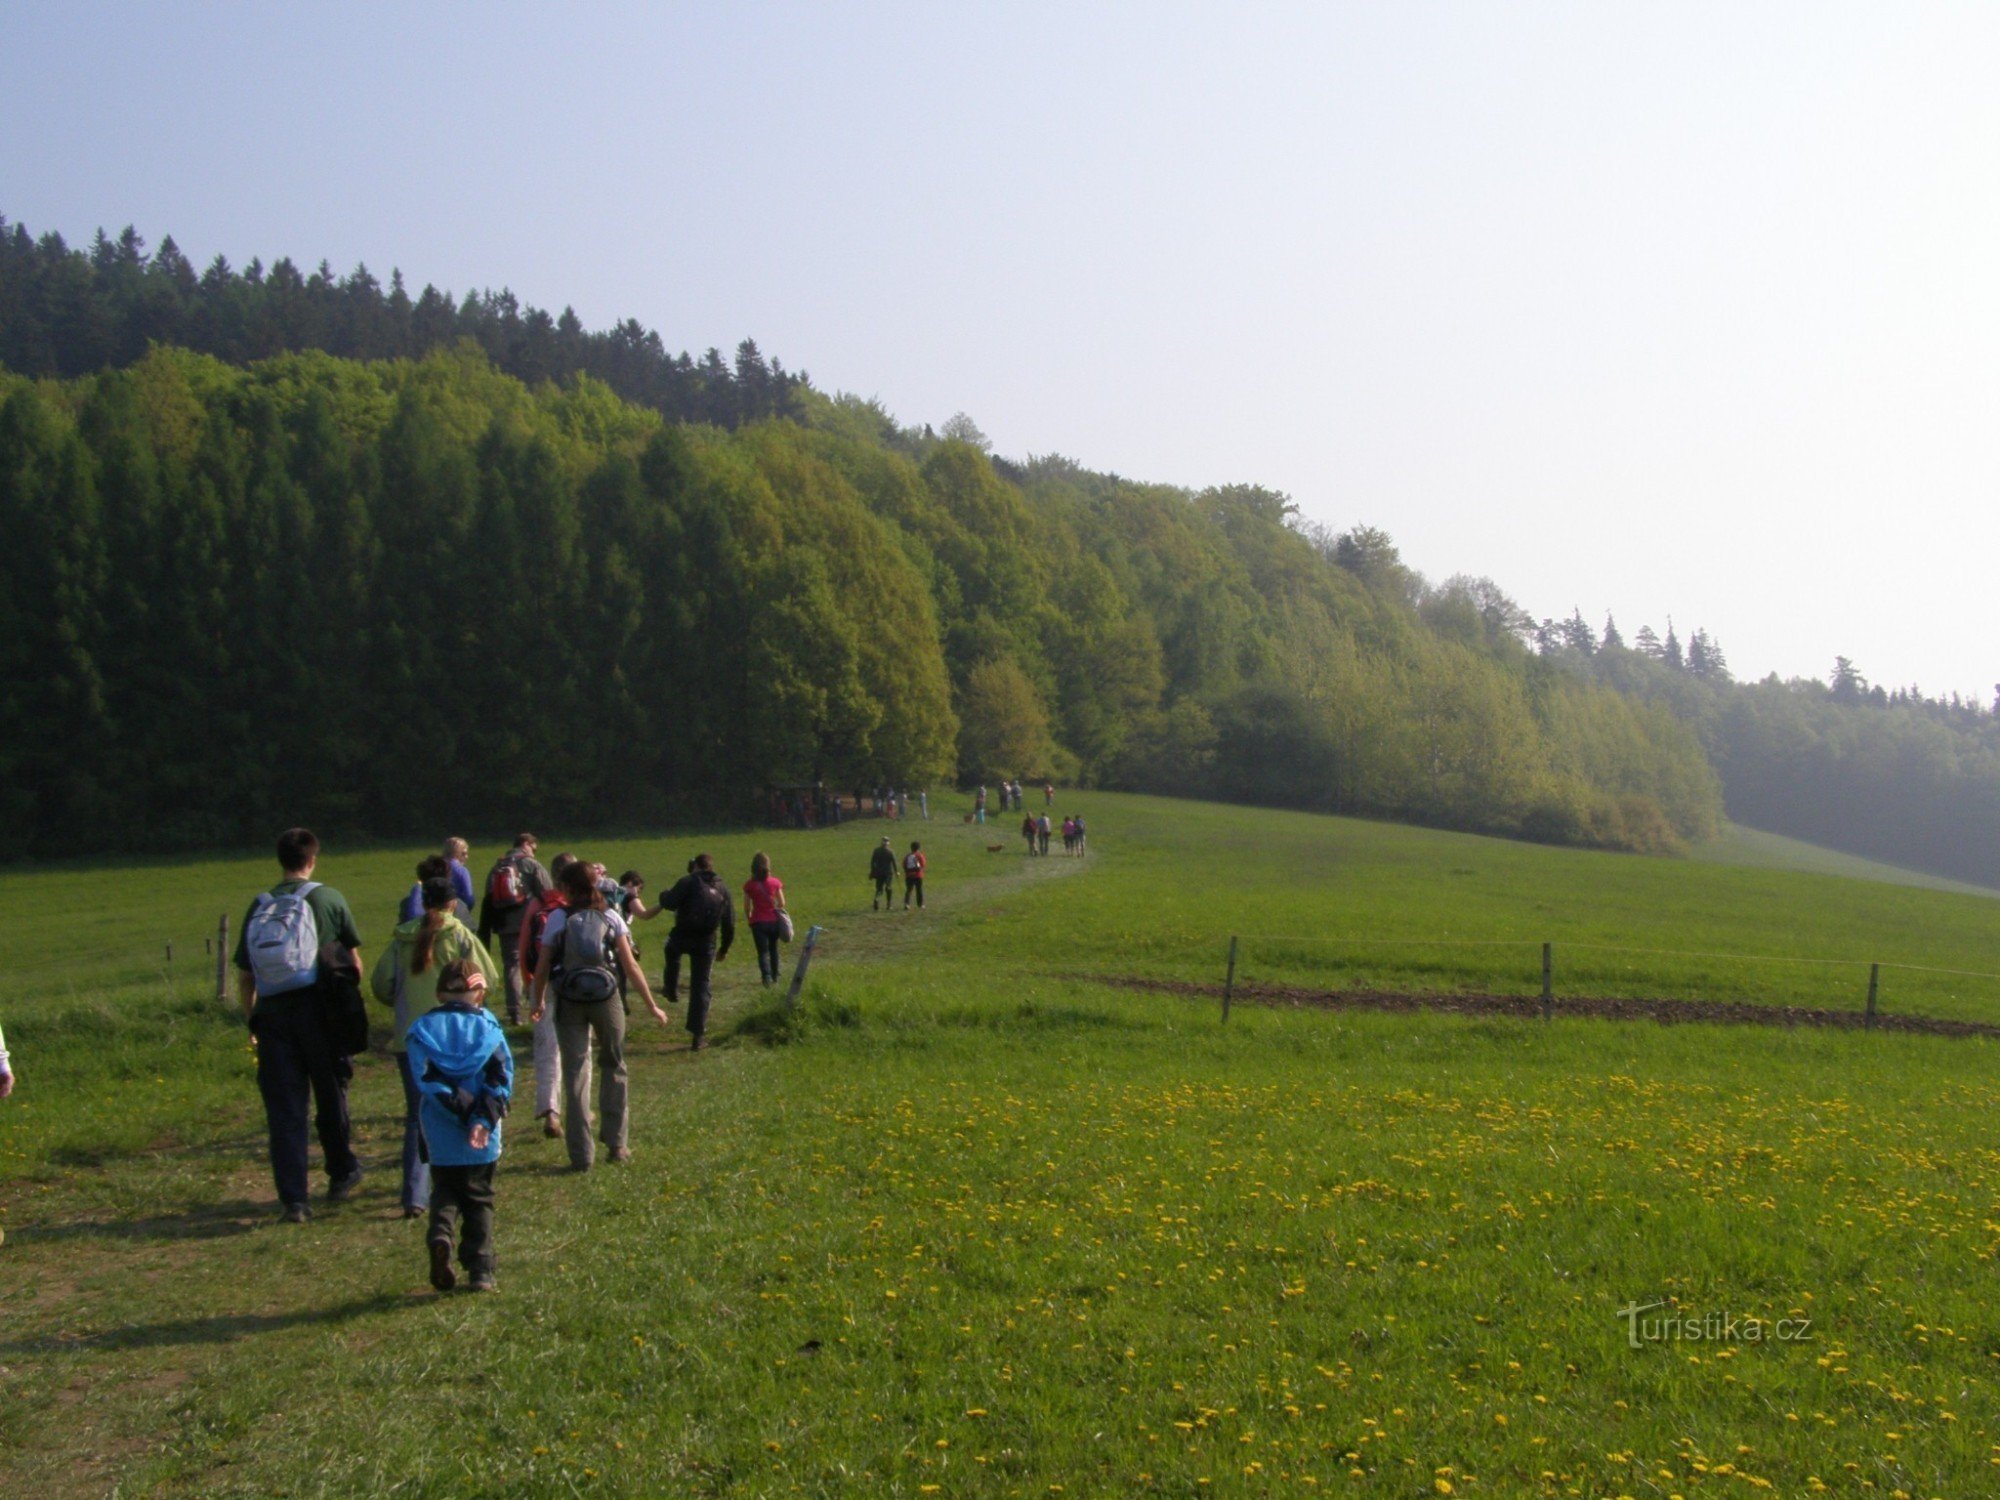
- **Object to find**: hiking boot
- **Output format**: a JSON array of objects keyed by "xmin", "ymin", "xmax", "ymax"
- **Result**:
[
  {"xmin": 468, "ymin": 1274, "xmax": 497, "ymax": 1293},
  {"xmin": 401, "ymin": 1205, "xmax": 425, "ymax": 1220},
  {"xmin": 541, "ymin": 1112, "xmax": 562, "ymax": 1139},
  {"xmin": 608, "ymin": 1146, "xmax": 632, "ymax": 1164},
  {"xmin": 326, "ymin": 1168, "xmax": 364, "ymax": 1203},
  {"xmin": 689, "ymin": 1035, "xmax": 705, "ymax": 1052},
  {"xmin": 282, "ymin": 1202, "xmax": 311, "ymax": 1225},
  {"xmin": 429, "ymin": 1237, "xmax": 456, "ymax": 1292}
]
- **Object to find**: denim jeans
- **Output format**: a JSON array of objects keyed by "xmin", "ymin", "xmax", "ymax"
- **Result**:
[
  {"xmin": 396, "ymin": 1050, "xmax": 431, "ymax": 1211},
  {"xmin": 750, "ymin": 920, "xmax": 784, "ymax": 984}
]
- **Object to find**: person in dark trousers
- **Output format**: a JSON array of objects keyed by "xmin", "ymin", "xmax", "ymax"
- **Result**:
[
  {"xmin": 406, "ymin": 958, "xmax": 512, "ymax": 1293},
  {"xmin": 903, "ymin": 841, "xmax": 927, "ymax": 909},
  {"xmin": 478, "ymin": 833, "xmax": 550, "ymax": 1025},
  {"xmin": 743, "ymin": 852, "xmax": 788, "ymax": 985},
  {"xmin": 234, "ymin": 827, "xmax": 365, "ymax": 1223},
  {"xmin": 869, "ymin": 836, "xmax": 898, "ymax": 909},
  {"xmin": 658, "ymin": 853, "xmax": 734, "ymax": 1049}
]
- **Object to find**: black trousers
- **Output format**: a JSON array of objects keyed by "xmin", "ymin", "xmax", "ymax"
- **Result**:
[
  {"xmin": 251, "ymin": 992, "xmax": 358, "ymax": 1208},
  {"xmin": 665, "ymin": 933, "xmax": 719, "ymax": 1038},
  {"xmin": 429, "ymin": 1163, "xmax": 496, "ymax": 1275},
  {"xmin": 905, "ymin": 877, "xmax": 924, "ymax": 908}
]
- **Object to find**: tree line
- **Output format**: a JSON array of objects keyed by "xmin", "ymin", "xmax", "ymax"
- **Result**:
[
  {"xmin": 1534, "ymin": 620, "xmax": 2000, "ymax": 887},
  {"xmin": 0, "ymin": 213, "xmax": 806, "ymax": 429},
  {"xmin": 0, "ymin": 343, "xmax": 1722, "ymax": 858}
]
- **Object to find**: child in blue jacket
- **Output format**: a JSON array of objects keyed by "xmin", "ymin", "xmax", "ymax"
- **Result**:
[{"xmin": 405, "ymin": 958, "xmax": 513, "ymax": 1292}]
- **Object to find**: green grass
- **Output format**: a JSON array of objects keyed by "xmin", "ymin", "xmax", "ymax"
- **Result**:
[
  {"xmin": 3, "ymin": 795, "xmax": 2000, "ymax": 1495},
  {"xmin": 1693, "ymin": 825, "xmax": 2000, "ymax": 901}
]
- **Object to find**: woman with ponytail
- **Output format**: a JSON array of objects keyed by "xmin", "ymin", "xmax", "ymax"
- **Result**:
[{"xmin": 371, "ymin": 876, "xmax": 500, "ymax": 1216}]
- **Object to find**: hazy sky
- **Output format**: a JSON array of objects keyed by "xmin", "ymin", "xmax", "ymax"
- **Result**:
[{"xmin": 7, "ymin": 4, "xmax": 1996, "ymax": 698}]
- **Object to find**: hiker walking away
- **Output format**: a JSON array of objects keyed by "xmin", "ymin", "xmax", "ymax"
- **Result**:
[
  {"xmin": 1073, "ymin": 813, "xmax": 1087, "ymax": 856},
  {"xmin": 658, "ymin": 853, "xmax": 735, "ymax": 1050},
  {"xmin": 443, "ymin": 837, "xmax": 476, "ymax": 915},
  {"xmin": 870, "ymin": 836, "xmax": 898, "ymax": 910},
  {"xmin": 478, "ymin": 834, "xmax": 550, "ymax": 1025},
  {"xmin": 1036, "ymin": 812, "xmax": 1052, "ymax": 856},
  {"xmin": 406, "ymin": 958, "xmax": 512, "ymax": 1293},
  {"xmin": 400, "ymin": 854, "xmax": 454, "ymax": 923},
  {"xmin": 531, "ymin": 860, "xmax": 667, "ymax": 1170},
  {"xmin": 234, "ymin": 828, "xmax": 364, "ymax": 1223},
  {"xmin": 0, "ymin": 1021, "xmax": 14, "ymax": 1099},
  {"xmin": 1061, "ymin": 816, "xmax": 1077, "ymax": 856},
  {"xmin": 974, "ymin": 784, "xmax": 988, "ymax": 825},
  {"xmin": 516, "ymin": 853, "xmax": 576, "ymax": 1139},
  {"xmin": 1021, "ymin": 812, "xmax": 1038, "ymax": 855},
  {"xmin": 903, "ymin": 841, "xmax": 927, "ymax": 910},
  {"xmin": 1044, "ymin": 781, "xmax": 1054, "ymax": 807},
  {"xmin": 744, "ymin": 852, "xmax": 789, "ymax": 986},
  {"xmin": 371, "ymin": 876, "xmax": 500, "ymax": 1218},
  {"xmin": 919, "ymin": 789, "xmax": 928, "ymax": 820}
]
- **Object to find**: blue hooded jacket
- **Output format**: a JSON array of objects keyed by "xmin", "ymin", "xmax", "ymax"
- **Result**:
[{"xmin": 405, "ymin": 1001, "xmax": 513, "ymax": 1167}]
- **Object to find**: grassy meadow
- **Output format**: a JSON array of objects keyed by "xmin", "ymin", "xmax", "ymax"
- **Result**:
[{"xmin": 3, "ymin": 793, "xmax": 1999, "ymax": 1496}]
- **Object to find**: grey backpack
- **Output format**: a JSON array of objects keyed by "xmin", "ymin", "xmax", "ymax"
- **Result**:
[{"xmin": 554, "ymin": 909, "xmax": 621, "ymax": 1004}]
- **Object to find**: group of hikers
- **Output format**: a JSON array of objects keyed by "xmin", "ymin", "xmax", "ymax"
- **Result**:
[
  {"xmin": 216, "ymin": 791, "xmax": 1085, "ymax": 1292},
  {"xmin": 1019, "ymin": 810, "xmax": 1088, "ymax": 857},
  {"xmin": 972, "ymin": 778, "xmax": 1055, "ymax": 824},
  {"xmin": 232, "ymin": 827, "xmax": 792, "ymax": 1295}
]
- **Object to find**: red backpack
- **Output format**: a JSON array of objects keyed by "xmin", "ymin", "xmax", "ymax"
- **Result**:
[{"xmin": 488, "ymin": 857, "xmax": 526, "ymax": 910}]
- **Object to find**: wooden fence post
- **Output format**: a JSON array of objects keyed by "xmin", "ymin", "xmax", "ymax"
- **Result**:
[
  {"xmin": 1541, "ymin": 942, "xmax": 1553, "ymax": 1022},
  {"xmin": 214, "ymin": 914, "xmax": 229, "ymax": 1007},
  {"xmin": 1865, "ymin": 962, "xmax": 1879, "ymax": 1030},
  {"xmin": 1223, "ymin": 935, "xmax": 1239, "ymax": 1023},
  {"xmin": 785, "ymin": 925, "xmax": 825, "ymax": 1010}
]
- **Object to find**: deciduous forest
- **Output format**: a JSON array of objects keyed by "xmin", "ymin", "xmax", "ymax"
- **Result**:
[{"xmin": 0, "ymin": 214, "xmax": 1992, "ymax": 881}]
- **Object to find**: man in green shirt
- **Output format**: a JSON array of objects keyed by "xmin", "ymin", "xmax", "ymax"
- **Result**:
[{"xmin": 234, "ymin": 827, "xmax": 365, "ymax": 1222}]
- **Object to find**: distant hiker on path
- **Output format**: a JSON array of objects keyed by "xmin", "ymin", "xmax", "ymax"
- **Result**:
[
  {"xmin": 904, "ymin": 841, "xmax": 927, "ymax": 909},
  {"xmin": 1044, "ymin": 781, "xmax": 1054, "ymax": 807},
  {"xmin": 406, "ymin": 957, "xmax": 512, "ymax": 1293},
  {"xmin": 1022, "ymin": 812, "xmax": 1038, "ymax": 855},
  {"xmin": 0, "ymin": 1021, "xmax": 14, "ymax": 1099},
  {"xmin": 870, "ymin": 837, "xmax": 898, "ymax": 909},
  {"xmin": 1037, "ymin": 812, "xmax": 1052, "ymax": 856},
  {"xmin": 479, "ymin": 833, "xmax": 551, "ymax": 1025},
  {"xmin": 658, "ymin": 853, "xmax": 735, "ymax": 1050},
  {"xmin": 1073, "ymin": 814, "xmax": 1087, "ymax": 856},
  {"xmin": 975, "ymin": 785, "xmax": 988, "ymax": 825},
  {"xmin": 372, "ymin": 876, "xmax": 501, "ymax": 1218},
  {"xmin": 235, "ymin": 828, "xmax": 364, "ymax": 1223},
  {"xmin": 743, "ymin": 852, "xmax": 789, "ymax": 986},
  {"xmin": 531, "ymin": 860, "xmax": 667, "ymax": 1169}
]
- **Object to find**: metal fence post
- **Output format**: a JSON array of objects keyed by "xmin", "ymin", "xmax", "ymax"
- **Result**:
[
  {"xmin": 785, "ymin": 925, "xmax": 825, "ymax": 1010},
  {"xmin": 1541, "ymin": 942, "xmax": 1553, "ymax": 1022},
  {"xmin": 1223, "ymin": 935, "xmax": 1238, "ymax": 1023},
  {"xmin": 1865, "ymin": 962, "xmax": 1879, "ymax": 1029}
]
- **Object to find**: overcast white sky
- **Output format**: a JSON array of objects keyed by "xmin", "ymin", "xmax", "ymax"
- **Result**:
[{"xmin": 6, "ymin": 3, "xmax": 1996, "ymax": 698}]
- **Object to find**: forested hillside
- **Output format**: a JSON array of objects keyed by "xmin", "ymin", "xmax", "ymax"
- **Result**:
[
  {"xmin": 1540, "ymin": 628, "xmax": 2000, "ymax": 887},
  {"xmin": 0, "ymin": 342, "xmax": 1720, "ymax": 857},
  {"xmin": 3, "ymin": 211, "xmax": 1992, "ymax": 880}
]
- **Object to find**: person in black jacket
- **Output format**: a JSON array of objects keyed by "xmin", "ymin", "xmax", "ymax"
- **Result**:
[
  {"xmin": 869, "ymin": 836, "xmax": 898, "ymax": 910},
  {"xmin": 655, "ymin": 853, "xmax": 734, "ymax": 1051}
]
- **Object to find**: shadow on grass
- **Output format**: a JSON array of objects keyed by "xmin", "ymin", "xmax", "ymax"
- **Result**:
[
  {"xmin": 10, "ymin": 1196, "xmax": 278, "ymax": 1246},
  {"xmin": 0, "ymin": 1291, "xmax": 410, "ymax": 1356}
]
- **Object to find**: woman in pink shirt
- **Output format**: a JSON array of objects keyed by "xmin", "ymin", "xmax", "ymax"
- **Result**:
[{"xmin": 743, "ymin": 852, "xmax": 789, "ymax": 986}]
